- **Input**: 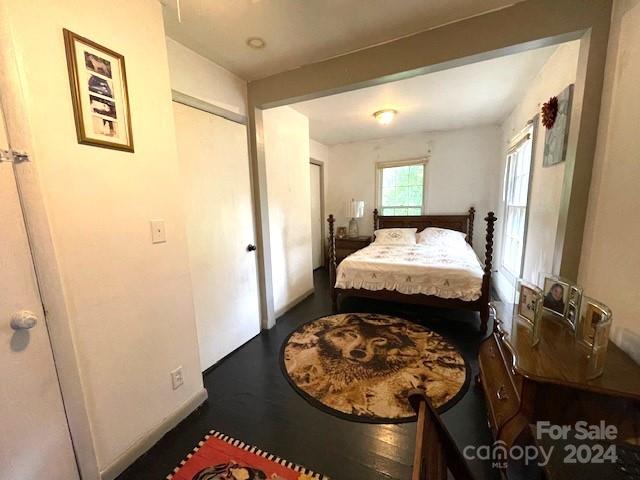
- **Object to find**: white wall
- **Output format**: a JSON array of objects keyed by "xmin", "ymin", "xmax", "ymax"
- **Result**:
[
  {"xmin": 326, "ymin": 126, "xmax": 502, "ymax": 255},
  {"xmin": 2, "ymin": 0, "xmax": 204, "ymax": 475},
  {"xmin": 579, "ymin": 0, "xmax": 640, "ymax": 364},
  {"xmin": 263, "ymin": 107, "xmax": 314, "ymax": 315},
  {"xmin": 310, "ymin": 138, "xmax": 329, "ymax": 163},
  {"xmin": 494, "ymin": 41, "xmax": 580, "ymax": 300},
  {"xmin": 165, "ymin": 37, "xmax": 247, "ymax": 115}
]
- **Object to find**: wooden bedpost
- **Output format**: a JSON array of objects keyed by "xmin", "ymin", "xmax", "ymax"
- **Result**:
[
  {"xmin": 327, "ymin": 214, "xmax": 338, "ymax": 312},
  {"xmin": 479, "ymin": 211, "xmax": 496, "ymax": 334},
  {"xmin": 373, "ymin": 208, "xmax": 379, "ymax": 231},
  {"xmin": 468, "ymin": 206, "xmax": 475, "ymax": 247}
]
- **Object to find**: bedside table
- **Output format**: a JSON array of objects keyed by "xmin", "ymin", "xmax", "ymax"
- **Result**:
[{"xmin": 327, "ymin": 236, "xmax": 372, "ymax": 266}]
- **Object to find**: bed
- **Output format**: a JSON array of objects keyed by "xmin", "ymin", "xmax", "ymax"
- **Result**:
[{"xmin": 327, "ymin": 207, "xmax": 496, "ymax": 333}]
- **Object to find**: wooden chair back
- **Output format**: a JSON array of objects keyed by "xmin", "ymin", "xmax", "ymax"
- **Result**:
[{"xmin": 409, "ymin": 390, "xmax": 475, "ymax": 480}]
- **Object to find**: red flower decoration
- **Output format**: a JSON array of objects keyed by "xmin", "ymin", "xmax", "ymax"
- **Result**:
[{"xmin": 541, "ymin": 96, "xmax": 559, "ymax": 129}]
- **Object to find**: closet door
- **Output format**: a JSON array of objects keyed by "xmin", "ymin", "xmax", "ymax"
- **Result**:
[{"xmin": 173, "ymin": 103, "xmax": 260, "ymax": 371}]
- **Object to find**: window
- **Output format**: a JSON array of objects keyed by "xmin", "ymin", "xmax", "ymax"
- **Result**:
[
  {"xmin": 377, "ymin": 160, "xmax": 426, "ymax": 216},
  {"xmin": 501, "ymin": 129, "xmax": 533, "ymax": 280}
]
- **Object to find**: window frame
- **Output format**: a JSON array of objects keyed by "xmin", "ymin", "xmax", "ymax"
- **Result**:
[
  {"xmin": 375, "ymin": 157, "xmax": 428, "ymax": 216},
  {"xmin": 500, "ymin": 124, "xmax": 535, "ymax": 285}
]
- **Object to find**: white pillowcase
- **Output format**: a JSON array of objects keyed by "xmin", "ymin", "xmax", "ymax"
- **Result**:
[
  {"xmin": 416, "ymin": 227, "xmax": 467, "ymax": 246},
  {"xmin": 373, "ymin": 228, "xmax": 417, "ymax": 246}
]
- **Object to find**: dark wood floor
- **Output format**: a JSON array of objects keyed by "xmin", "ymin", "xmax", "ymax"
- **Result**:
[{"xmin": 117, "ymin": 268, "xmax": 499, "ymax": 480}]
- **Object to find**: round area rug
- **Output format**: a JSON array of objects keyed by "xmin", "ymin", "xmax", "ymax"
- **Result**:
[{"xmin": 280, "ymin": 313, "xmax": 469, "ymax": 423}]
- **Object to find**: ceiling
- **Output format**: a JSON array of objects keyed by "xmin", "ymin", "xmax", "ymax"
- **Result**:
[
  {"xmin": 290, "ymin": 44, "xmax": 561, "ymax": 145},
  {"xmin": 162, "ymin": 0, "xmax": 522, "ymax": 81}
]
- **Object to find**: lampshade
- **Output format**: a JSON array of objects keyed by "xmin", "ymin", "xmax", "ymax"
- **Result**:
[{"xmin": 346, "ymin": 199, "xmax": 365, "ymax": 219}]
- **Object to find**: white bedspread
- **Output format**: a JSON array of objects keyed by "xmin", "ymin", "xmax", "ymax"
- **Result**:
[{"xmin": 335, "ymin": 241, "xmax": 484, "ymax": 301}]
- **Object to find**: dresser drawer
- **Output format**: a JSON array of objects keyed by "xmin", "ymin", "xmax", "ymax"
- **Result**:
[{"xmin": 479, "ymin": 334, "xmax": 520, "ymax": 435}]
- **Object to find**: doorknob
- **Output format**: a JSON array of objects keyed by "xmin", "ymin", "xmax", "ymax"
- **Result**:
[
  {"xmin": 10, "ymin": 310, "xmax": 38, "ymax": 330},
  {"xmin": 247, "ymin": 244, "xmax": 257, "ymax": 252}
]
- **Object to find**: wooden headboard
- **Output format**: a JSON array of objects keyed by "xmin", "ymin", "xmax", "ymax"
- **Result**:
[{"xmin": 374, "ymin": 206, "xmax": 475, "ymax": 246}]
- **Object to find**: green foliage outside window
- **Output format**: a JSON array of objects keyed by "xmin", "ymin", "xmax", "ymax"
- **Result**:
[{"xmin": 380, "ymin": 164, "xmax": 424, "ymax": 216}]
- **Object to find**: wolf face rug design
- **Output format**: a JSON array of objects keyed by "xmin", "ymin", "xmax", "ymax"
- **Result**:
[{"xmin": 281, "ymin": 313, "xmax": 469, "ymax": 422}]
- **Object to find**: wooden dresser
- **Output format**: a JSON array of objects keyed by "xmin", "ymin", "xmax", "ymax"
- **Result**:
[{"xmin": 478, "ymin": 303, "xmax": 640, "ymax": 454}]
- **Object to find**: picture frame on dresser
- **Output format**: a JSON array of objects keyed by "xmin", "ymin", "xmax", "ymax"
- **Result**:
[
  {"xmin": 514, "ymin": 278, "xmax": 543, "ymax": 346},
  {"xmin": 566, "ymin": 284, "xmax": 583, "ymax": 330},
  {"xmin": 541, "ymin": 274, "xmax": 570, "ymax": 318},
  {"xmin": 576, "ymin": 297, "xmax": 612, "ymax": 349}
]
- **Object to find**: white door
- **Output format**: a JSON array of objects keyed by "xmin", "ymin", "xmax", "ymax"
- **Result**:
[
  {"xmin": 0, "ymin": 102, "xmax": 78, "ymax": 477},
  {"xmin": 309, "ymin": 162, "xmax": 323, "ymax": 269},
  {"xmin": 173, "ymin": 103, "xmax": 261, "ymax": 371}
]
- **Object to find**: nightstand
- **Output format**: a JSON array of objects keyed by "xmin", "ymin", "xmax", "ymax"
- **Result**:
[{"xmin": 327, "ymin": 235, "xmax": 372, "ymax": 266}]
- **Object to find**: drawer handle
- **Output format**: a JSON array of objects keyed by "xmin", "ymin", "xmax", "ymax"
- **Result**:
[{"xmin": 496, "ymin": 385, "xmax": 508, "ymax": 401}]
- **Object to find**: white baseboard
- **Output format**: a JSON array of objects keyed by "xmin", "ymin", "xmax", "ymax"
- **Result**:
[
  {"xmin": 100, "ymin": 387, "xmax": 208, "ymax": 480},
  {"xmin": 274, "ymin": 287, "xmax": 315, "ymax": 319}
]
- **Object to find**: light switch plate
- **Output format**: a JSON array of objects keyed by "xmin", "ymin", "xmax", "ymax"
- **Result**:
[
  {"xmin": 170, "ymin": 366, "xmax": 184, "ymax": 390},
  {"xmin": 150, "ymin": 220, "xmax": 166, "ymax": 244}
]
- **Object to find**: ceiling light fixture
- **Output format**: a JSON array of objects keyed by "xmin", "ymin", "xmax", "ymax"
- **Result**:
[
  {"xmin": 246, "ymin": 37, "xmax": 266, "ymax": 49},
  {"xmin": 373, "ymin": 109, "xmax": 397, "ymax": 125}
]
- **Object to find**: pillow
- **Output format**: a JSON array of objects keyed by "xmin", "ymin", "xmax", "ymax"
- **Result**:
[
  {"xmin": 416, "ymin": 227, "xmax": 467, "ymax": 246},
  {"xmin": 373, "ymin": 228, "xmax": 417, "ymax": 246}
]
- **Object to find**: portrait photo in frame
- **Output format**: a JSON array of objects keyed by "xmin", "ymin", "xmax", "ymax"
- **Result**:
[
  {"xmin": 541, "ymin": 275, "xmax": 570, "ymax": 317},
  {"xmin": 63, "ymin": 29, "xmax": 134, "ymax": 152}
]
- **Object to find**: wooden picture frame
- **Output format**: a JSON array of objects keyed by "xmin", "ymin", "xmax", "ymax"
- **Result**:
[{"xmin": 63, "ymin": 29, "xmax": 134, "ymax": 152}]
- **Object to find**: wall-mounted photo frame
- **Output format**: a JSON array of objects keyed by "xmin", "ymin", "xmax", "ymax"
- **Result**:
[
  {"xmin": 63, "ymin": 29, "xmax": 134, "ymax": 152},
  {"xmin": 541, "ymin": 274, "xmax": 570, "ymax": 318},
  {"xmin": 543, "ymin": 84, "xmax": 573, "ymax": 167}
]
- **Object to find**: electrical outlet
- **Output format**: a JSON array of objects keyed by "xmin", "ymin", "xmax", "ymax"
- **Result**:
[{"xmin": 170, "ymin": 366, "xmax": 184, "ymax": 390}]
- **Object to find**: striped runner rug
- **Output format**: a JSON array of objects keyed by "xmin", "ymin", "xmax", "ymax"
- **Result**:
[{"xmin": 167, "ymin": 430, "xmax": 329, "ymax": 480}]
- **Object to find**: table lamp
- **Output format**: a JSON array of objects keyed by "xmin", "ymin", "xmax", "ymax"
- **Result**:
[{"xmin": 346, "ymin": 199, "xmax": 364, "ymax": 238}]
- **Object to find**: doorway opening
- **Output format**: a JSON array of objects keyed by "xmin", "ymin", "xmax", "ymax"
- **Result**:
[{"xmin": 309, "ymin": 159, "xmax": 325, "ymax": 270}]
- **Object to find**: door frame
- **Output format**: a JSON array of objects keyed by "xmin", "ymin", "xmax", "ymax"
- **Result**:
[
  {"xmin": 0, "ymin": 81, "xmax": 81, "ymax": 480},
  {"xmin": 0, "ymin": 14, "xmax": 96, "ymax": 478},
  {"xmin": 247, "ymin": 0, "xmax": 613, "ymax": 292},
  {"xmin": 309, "ymin": 158, "xmax": 326, "ymax": 269},
  {"xmin": 170, "ymin": 90, "xmax": 266, "ymax": 331},
  {"xmin": 171, "ymin": 95, "xmax": 262, "ymax": 371}
]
